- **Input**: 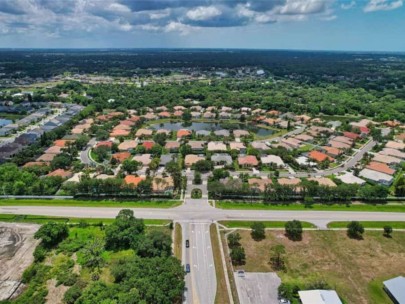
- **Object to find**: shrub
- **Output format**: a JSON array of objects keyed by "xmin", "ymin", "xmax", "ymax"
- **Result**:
[
  {"xmin": 250, "ymin": 222, "xmax": 265, "ymax": 241},
  {"xmin": 63, "ymin": 285, "xmax": 82, "ymax": 304},
  {"xmin": 347, "ymin": 221, "xmax": 364, "ymax": 239},
  {"xmin": 285, "ymin": 220, "xmax": 303, "ymax": 241},
  {"xmin": 33, "ymin": 245, "xmax": 47, "ymax": 262}
]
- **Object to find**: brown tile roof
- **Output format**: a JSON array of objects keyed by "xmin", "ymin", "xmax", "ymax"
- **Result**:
[
  {"xmin": 238, "ymin": 155, "xmax": 259, "ymax": 166},
  {"xmin": 47, "ymin": 169, "xmax": 73, "ymax": 178},
  {"xmin": 124, "ymin": 175, "xmax": 145, "ymax": 187},
  {"xmin": 366, "ymin": 161, "xmax": 396, "ymax": 175},
  {"xmin": 112, "ymin": 152, "xmax": 131, "ymax": 163},
  {"xmin": 308, "ymin": 151, "xmax": 334, "ymax": 162},
  {"xmin": 110, "ymin": 129, "xmax": 130, "ymax": 137}
]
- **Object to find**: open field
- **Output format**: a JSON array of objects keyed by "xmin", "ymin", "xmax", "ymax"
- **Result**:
[
  {"xmin": 174, "ymin": 223, "xmax": 182, "ymax": 260},
  {"xmin": 328, "ymin": 221, "xmax": 405, "ymax": 229},
  {"xmin": 0, "ymin": 214, "xmax": 170, "ymax": 226},
  {"xmin": 211, "ymin": 225, "xmax": 231, "ymax": 304},
  {"xmin": 0, "ymin": 222, "xmax": 40, "ymax": 301},
  {"xmin": 0, "ymin": 199, "xmax": 182, "ymax": 209},
  {"xmin": 217, "ymin": 201, "xmax": 405, "ymax": 212},
  {"xmin": 219, "ymin": 220, "xmax": 316, "ymax": 229},
  {"xmin": 234, "ymin": 230, "xmax": 405, "ymax": 304}
]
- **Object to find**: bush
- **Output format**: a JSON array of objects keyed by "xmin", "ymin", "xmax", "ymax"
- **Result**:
[
  {"xmin": 278, "ymin": 283, "xmax": 299, "ymax": 301},
  {"xmin": 63, "ymin": 285, "xmax": 82, "ymax": 304},
  {"xmin": 230, "ymin": 246, "xmax": 246, "ymax": 266},
  {"xmin": 34, "ymin": 222, "xmax": 69, "ymax": 248},
  {"xmin": 347, "ymin": 221, "xmax": 364, "ymax": 239},
  {"xmin": 383, "ymin": 225, "xmax": 393, "ymax": 237},
  {"xmin": 251, "ymin": 222, "xmax": 266, "ymax": 241},
  {"xmin": 285, "ymin": 220, "xmax": 303, "ymax": 241},
  {"xmin": 33, "ymin": 245, "xmax": 47, "ymax": 262},
  {"xmin": 191, "ymin": 188, "xmax": 202, "ymax": 199}
]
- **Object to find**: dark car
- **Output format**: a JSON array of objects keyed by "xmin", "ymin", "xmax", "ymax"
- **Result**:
[
  {"xmin": 185, "ymin": 264, "xmax": 190, "ymax": 273},
  {"xmin": 186, "ymin": 240, "xmax": 190, "ymax": 248}
]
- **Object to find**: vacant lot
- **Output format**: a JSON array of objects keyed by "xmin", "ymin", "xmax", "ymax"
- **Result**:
[
  {"xmin": 0, "ymin": 222, "xmax": 40, "ymax": 301},
  {"xmin": 234, "ymin": 230, "xmax": 405, "ymax": 304}
]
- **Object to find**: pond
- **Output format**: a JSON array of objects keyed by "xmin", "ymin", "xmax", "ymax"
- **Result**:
[{"xmin": 148, "ymin": 121, "xmax": 275, "ymax": 136}]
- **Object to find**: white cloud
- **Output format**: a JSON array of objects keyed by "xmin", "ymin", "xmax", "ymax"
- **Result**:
[
  {"xmin": 108, "ymin": 3, "xmax": 131, "ymax": 13},
  {"xmin": 186, "ymin": 6, "xmax": 222, "ymax": 21},
  {"xmin": 278, "ymin": 0, "xmax": 328, "ymax": 15},
  {"xmin": 364, "ymin": 0, "xmax": 403, "ymax": 12},
  {"xmin": 341, "ymin": 1, "xmax": 356, "ymax": 9},
  {"xmin": 164, "ymin": 21, "xmax": 194, "ymax": 35}
]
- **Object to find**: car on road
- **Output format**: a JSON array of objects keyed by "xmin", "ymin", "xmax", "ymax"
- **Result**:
[
  {"xmin": 186, "ymin": 239, "xmax": 190, "ymax": 248},
  {"xmin": 185, "ymin": 264, "xmax": 190, "ymax": 273}
]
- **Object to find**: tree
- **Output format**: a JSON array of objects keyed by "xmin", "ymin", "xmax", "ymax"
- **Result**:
[
  {"xmin": 251, "ymin": 222, "xmax": 266, "ymax": 241},
  {"xmin": 166, "ymin": 161, "xmax": 182, "ymax": 191},
  {"xmin": 81, "ymin": 238, "xmax": 105, "ymax": 269},
  {"xmin": 230, "ymin": 246, "xmax": 246, "ymax": 266},
  {"xmin": 269, "ymin": 244, "xmax": 286, "ymax": 271},
  {"xmin": 105, "ymin": 209, "xmax": 145, "ymax": 250},
  {"xmin": 122, "ymin": 159, "xmax": 141, "ymax": 174},
  {"xmin": 136, "ymin": 230, "xmax": 172, "ymax": 258},
  {"xmin": 182, "ymin": 110, "xmax": 192, "ymax": 122},
  {"xmin": 285, "ymin": 220, "xmax": 303, "ymax": 241},
  {"xmin": 211, "ymin": 168, "xmax": 230, "ymax": 181},
  {"xmin": 51, "ymin": 153, "xmax": 72, "ymax": 170},
  {"xmin": 347, "ymin": 221, "xmax": 364, "ymax": 239},
  {"xmin": 395, "ymin": 176, "xmax": 405, "ymax": 197},
  {"xmin": 194, "ymin": 159, "xmax": 212, "ymax": 173},
  {"xmin": 383, "ymin": 225, "xmax": 393, "ymax": 238},
  {"xmin": 92, "ymin": 146, "xmax": 110, "ymax": 162},
  {"xmin": 194, "ymin": 171, "xmax": 202, "ymax": 184},
  {"xmin": 95, "ymin": 129, "xmax": 109, "ymax": 140},
  {"xmin": 227, "ymin": 232, "xmax": 241, "ymax": 248},
  {"xmin": 34, "ymin": 222, "xmax": 69, "ymax": 248}
]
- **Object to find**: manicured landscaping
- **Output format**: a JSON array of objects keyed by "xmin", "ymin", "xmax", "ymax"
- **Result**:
[
  {"xmin": 216, "ymin": 201, "xmax": 405, "ymax": 212},
  {"xmin": 0, "ymin": 214, "xmax": 171, "ymax": 226},
  {"xmin": 219, "ymin": 220, "xmax": 316, "ymax": 229},
  {"xmin": 0, "ymin": 199, "xmax": 182, "ymax": 208},
  {"xmin": 234, "ymin": 230, "xmax": 405, "ymax": 304},
  {"xmin": 328, "ymin": 221, "xmax": 405, "ymax": 229},
  {"xmin": 174, "ymin": 223, "xmax": 182, "ymax": 260}
]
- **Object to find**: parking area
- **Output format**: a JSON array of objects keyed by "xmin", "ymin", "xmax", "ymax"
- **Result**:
[
  {"xmin": 0, "ymin": 222, "xmax": 40, "ymax": 301},
  {"xmin": 234, "ymin": 272, "xmax": 281, "ymax": 304}
]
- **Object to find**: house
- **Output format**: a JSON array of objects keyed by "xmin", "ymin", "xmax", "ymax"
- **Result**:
[
  {"xmin": 335, "ymin": 172, "xmax": 366, "ymax": 185},
  {"xmin": 333, "ymin": 136, "xmax": 353, "ymax": 145},
  {"xmin": 366, "ymin": 161, "xmax": 396, "ymax": 175},
  {"xmin": 358, "ymin": 126, "xmax": 370, "ymax": 136},
  {"xmin": 45, "ymin": 146, "xmax": 63, "ymax": 154},
  {"xmin": 23, "ymin": 161, "xmax": 50, "ymax": 168},
  {"xmin": 142, "ymin": 113, "xmax": 156, "ymax": 120},
  {"xmin": 380, "ymin": 148, "xmax": 405, "ymax": 159},
  {"xmin": 229, "ymin": 142, "xmax": 246, "ymax": 153},
  {"xmin": 54, "ymin": 139, "xmax": 73, "ymax": 147},
  {"xmin": 328, "ymin": 140, "xmax": 351, "ymax": 150},
  {"xmin": 196, "ymin": 130, "xmax": 211, "ymax": 137},
  {"xmin": 188, "ymin": 141, "xmax": 205, "ymax": 152},
  {"xmin": 129, "ymin": 115, "xmax": 141, "ymax": 123},
  {"xmin": 156, "ymin": 106, "xmax": 168, "ymax": 112},
  {"xmin": 233, "ymin": 130, "xmax": 250, "ymax": 138},
  {"xmin": 158, "ymin": 111, "xmax": 171, "ymax": 118},
  {"xmin": 308, "ymin": 177, "xmax": 337, "ymax": 187},
  {"xmin": 36, "ymin": 153, "xmax": 56, "ymax": 162},
  {"xmin": 136, "ymin": 128, "xmax": 153, "ymax": 138},
  {"xmin": 251, "ymin": 142, "xmax": 268, "ymax": 151},
  {"xmin": 267, "ymin": 110, "xmax": 280, "ymax": 116},
  {"xmin": 308, "ymin": 151, "xmax": 334, "ymax": 163},
  {"xmin": 133, "ymin": 154, "xmax": 152, "ymax": 166},
  {"xmin": 191, "ymin": 111, "xmax": 202, "ymax": 118},
  {"xmin": 112, "ymin": 152, "xmax": 131, "ymax": 163},
  {"xmin": 203, "ymin": 112, "xmax": 215, "ymax": 119},
  {"xmin": 221, "ymin": 106, "xmax": 232, "ymax": 112},
  {"xmin": 262, "ymin": 118, "xmax": 277, "ymax": 126},
  {"xmin": 118, "ymin": 140, "xmax": 138, "ymax": 151},
  {"xmin": 160, "ymin": 154, "xmax": 177, "ymax": 166},
  {"xmin": 165, "ymin": 141, "xmax": 180, "ymax": 152},
  {"xmin": 372, "ymin": 153, "xmax": 402, "ymax": 165},
  {"xmin": 350, "ymin": 118, "xmax": 373, "ymax": 128},
  {"xmin": 119, "ymin": 120, "xmax": 135, "ymax": 126},
  {"xmin": 174, "ymin": 105, "xmax": 186, "ymax": 111},
  {"xmin": 191, "ymin": 105, "xmax": 202, "ymax": 111},
  {"xmin": 359, "ymin": 168, "xmax": 393, "ymax": 185},
  {"xmin": 206, "ymin": 106, "xmax": 216, "ymax": 112},
  {"xmin": 322, "ymin": 146, "xmax": 343, "ymax": 158},
  {"xmin": 214, "ymin": 129, "xmax": 230, "ymax": 137},
  {"xmin": 241, "ymin": 107, "xmax": 251, "ymax": 113},
  {"xmin": 110, "ymin": 129, "xmax": 130, "ymax": 137},
  {"xmin": 124, "ymin": 175, "xmax": 145, "ymax": 187},
  {"xmin": 177, "ymin": 129, "xmax": 192, "ymax": 139},
  {"xmin": 142, "ymin": 141, "xmax": 155, "ymax": 150},
  {"xmin": 173, "ymin": 110, "xmax": 183, "ymax": 117},
  {"xmin": 295, "ymin": 114, "xmax": 311, "ymax": 124},
  {"xmin": 294, "ymin": 134, "xmax": 314, "ymax": 142},
  {"xmin": 261, "ymin": 155, "xmax": 285, "ymax": 168},
  {"xmin": 343, "ymin": 131, "xmax": 360, "ymax": 141},
  {"xmin": 238, "ymin": 155, "xmax": 259, "ymax": 167},
  {"xmin": 47, "ymin": 169, "xmax": 73, "ymax": 179},
  {"xmin": 114, "ymin": 124, "xmax": 132, "ymax": 131},
  {"xmin": 383, "ymin": 120, "xmax": 401, "ymax": 128},
  {"xmin": 211, "ymin": 153, "xmax": 232, "ymax": 166},
  {"xmin": 278, "ymin": 178, "xmax": 301, "ymax": 187},
  {"xmin": 281, "ymin": 137, "xmax": 302, "ymax": 149},
  {"xmin": 248, "ymin": 178, "xmax": 272, "ymax": 192},
  {"xmin": 395, "ymin": 133, "xmax": 405, "ymax": 141},
  {"xmin": 298, "ymin": 290, "xmax": 342, "ymax": 304},
  {"xmin": 207, "ymin": 142, "xmax": 227, "ymax": 152},
  {"xmin": 152, "ymin": 176, "xmax": 174, "ymax": 193},
  {"xmin": 156, "ymin": 129, "xmax": 171, "ymax": 135},
  {"xmin": 185, "ymin": 155, "xmax": 205, "ymax": 167},
  {"xmin": 219, "ymin": 112, "xmax": 231, "ymax": 119},
  {"xmin": 96, "ymin": 141, "xmax": 113, "ymax": 149},
  {"xmin": 386, "ymin": 140, "xmax": 405, "ymax": 150},
  {"xmin": 383, "ymin": 276, "xmax": 405, "ymax": 304}
]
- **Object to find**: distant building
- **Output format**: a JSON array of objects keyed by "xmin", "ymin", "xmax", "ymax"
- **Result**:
[
  {"xmin": 383, "ymin": 276, "xmax": 405, "ymax": 304},
  {"xmin": 298, "ymin": 290, "xmax": 342, "ymax": 304}
]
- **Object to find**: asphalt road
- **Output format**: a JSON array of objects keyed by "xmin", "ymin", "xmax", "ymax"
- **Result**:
[
  {"xmin": 2, "ymin": 203, "xmax": 405, "ymax": 228},
  {"xmin": 234, "ymin": 272, "xmax": 281, "ymax": 304},
  {"xmin": 79, "ymin": 137, "xmax": 97, "ymax": 166},
  {"xmin": 182, "ymin": 221, "xmax": 216, "ymax": 304}
]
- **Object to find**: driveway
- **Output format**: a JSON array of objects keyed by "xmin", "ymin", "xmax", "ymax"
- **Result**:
[{"xmin": 234, "ymin": 272, "xmax": 281, "ymax": 304}]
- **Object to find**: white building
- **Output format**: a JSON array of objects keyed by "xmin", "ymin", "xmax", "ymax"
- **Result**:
[{"xmin": 298, "ymin": 290, "xmax": 342, "ymax": 304}]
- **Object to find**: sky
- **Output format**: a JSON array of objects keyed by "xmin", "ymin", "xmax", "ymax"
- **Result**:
[{"xmin": 0, "ymin": 0, "xmax": 404, "ymax": 51}]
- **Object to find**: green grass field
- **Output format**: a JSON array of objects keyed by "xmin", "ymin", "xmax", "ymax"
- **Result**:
[
  {"xmin": 0, "ymin": 214, "xmax": 170, "ymax": 226},
  {"xmin": 219, "ymin": 220, "xmax": 316, "ymax": 229},
  {"xmin": 0, "ymin": 199, "xmax": 181, "ymax": 208},
  {"xmin": 328, "ymin": 221, "xmax": 405, "ymax": 229},
  {"xmin": 216, "ymin": 201, "xmax": 405, "ymax": 212}
]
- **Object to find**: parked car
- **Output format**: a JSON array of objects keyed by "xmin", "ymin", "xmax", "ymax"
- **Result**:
[
  {"xmin": 185, "ymin": 264, "xmax": 190, "ymax": 273},
  {"xmin": 186, "ymin": 240, "xmax": 190, "ymax": 248}
]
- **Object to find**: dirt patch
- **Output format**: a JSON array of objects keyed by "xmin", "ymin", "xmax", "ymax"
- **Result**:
[
  {"xmin": 45, "ymin": 279, "xmax": 69, "ymax": 304},
  {"xmin": 71, "ymin": 253, "xmax": 81, "ymax": 275},
  {"xmin": 0, "ymin": 222, "xmax": 40, "ymax": 301},
  {"xmin": 235, "ymin": 230, "xmax": 405, "ymax": 304}
]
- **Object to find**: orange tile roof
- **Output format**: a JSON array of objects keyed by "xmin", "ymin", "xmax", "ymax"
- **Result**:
[
  {"xmin": 309, "ymin": 150, "xmax": 334, "ymax": 162},
  {"xmin": 322, "ymin": 146, "xmax": 342, "ymax": 157},
  {"xmin": 124, "ymin": 175, "xmax": 145, "ymax": 186},
  {"xmin": 177, "ymin": 129, "xmax": 192, "ymax": 138},
  {"xmin": 142, "ymin": 141, "xmax": 155, "ymax": 150},
  {"xmin": 54, "ymin": 139, "xmax": 73, "ymax": 147},
  {"xmin": 112, "ymin": 152, "xmax": 131, "ymax": 163},
  {"xmin": 96, "ymin": 141, "xmax": 113, "ymax": 148},
  {"xmin": 110, "ymin": 129, "xmax": 130, "ymax": 137},
  {"xmin": 158, "ymin": 111, "xmax": 171, "ymax": 117},
  {"xmin": 238, "ymin": 155, "xmax": 259, "ymax": 166},
  {"xmin": 343, "ymin": 132, "xmax": 360, "ymax": 140},
  {"xmin": 47, "ymin": 169, "xmax": 73, "ymax": 178},
  {"xmin": 23, "ymin": 161, "xmax": 50, "ymax": 167},
  {"xmin": 366, "ymin": 161, "xmax": 395, "ymax": 175}
]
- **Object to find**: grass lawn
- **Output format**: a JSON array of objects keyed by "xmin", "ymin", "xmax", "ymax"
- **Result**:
[
  {"xmin": 234, "ymin": 230, "xmax": 405, "ymax": 304},
  {"xmin": 174, "ymin": 223, "xmax": 182, "ymax": 260},
  {"xmin": 219, "ymin": 220, "xmax": 316, "ymax": 229},
  {"xmin": 210, "ymin": 224, "xmax": 231, "ymax": 304},
  {"xmin": 328, "ymin": 221, "xmax": 405, "ymax": 229},
  {"xmin": 0, "ymin": 214, "xmax": 171, "ymax": 226},
  {"xmin": 0, "ymin": 199, "xmax": 182, "ymax": 208},
  {"xmin": 216, "ymin": 201, "xmax": 405, "ymax": 212}
]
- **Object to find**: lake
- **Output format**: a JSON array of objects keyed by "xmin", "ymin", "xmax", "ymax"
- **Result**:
[{"xmin": 148, "ymin": 121, "xmax": 275, "ymax": 136}]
